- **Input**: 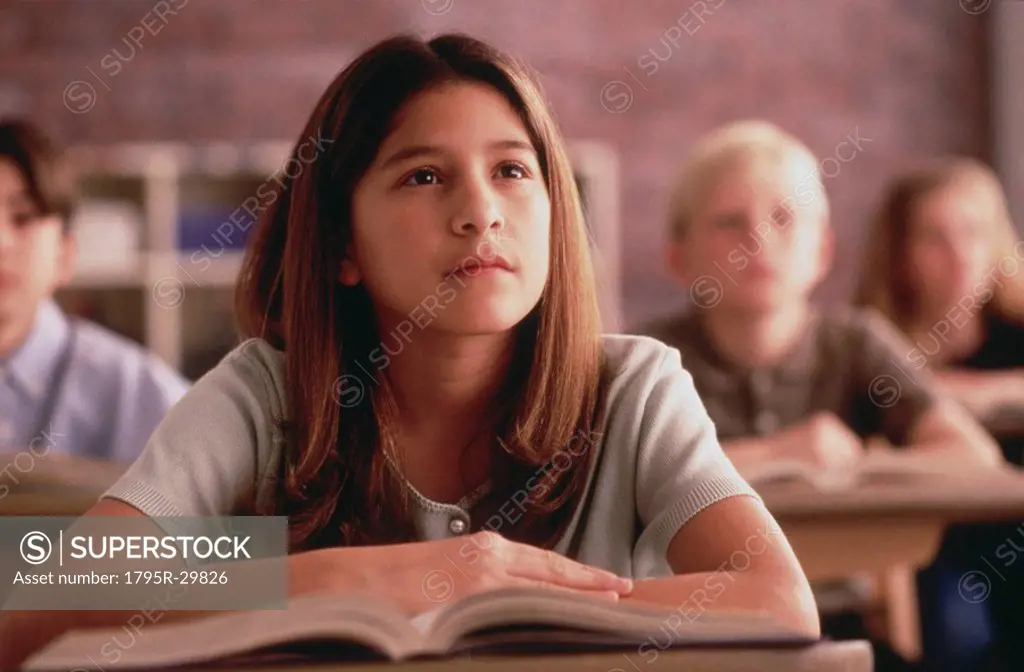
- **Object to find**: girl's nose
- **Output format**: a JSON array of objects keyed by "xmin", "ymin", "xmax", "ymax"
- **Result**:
[{"xmin": 450, "ymin": 181, "xmax": 505, "ymax": 236}]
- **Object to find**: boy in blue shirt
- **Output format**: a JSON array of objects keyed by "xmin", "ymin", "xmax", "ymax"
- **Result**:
[{"xmin": 0, "ymin": 119, "xmax": 189, "ymax": 462}]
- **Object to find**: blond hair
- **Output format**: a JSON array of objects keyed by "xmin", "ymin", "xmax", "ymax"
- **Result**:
[
  {"xmin": 854, "ymin": 157, "xmax": 1024, "ymax": 328},
  {"xmin": 667, "ymin": 120, "xmax": 828, "ymax": 240}
]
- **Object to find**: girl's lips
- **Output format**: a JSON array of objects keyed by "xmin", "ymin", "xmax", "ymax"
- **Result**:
[
  {"xmin": 445, "ymin": 264, "xmax": 513, "ymax": 280},
  {"xmin": 445, "ymin": 256, "xmax": 515, "ymax": 279}
]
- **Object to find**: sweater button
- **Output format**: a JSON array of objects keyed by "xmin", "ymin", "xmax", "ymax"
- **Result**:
[{"xmin": 448, "ymin": 518, "xmax": 468, "ymax": 535}]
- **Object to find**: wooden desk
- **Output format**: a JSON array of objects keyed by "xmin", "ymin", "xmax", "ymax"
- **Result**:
[
  {"xmin": 982, "ymin": 405, "xmax": 1024, "ymax": 442},
  {"xmin": 0, "ymin": 487, "xmax": 108, "ymax": 516},
  {"xmin": 760, "ymin": 468, "xmax": 1024, "ymax": 661},
  {"xmin": 222, "ymin": 641, "xmax": 873, "ymax": 672},
  {"xmin": 0, "ymin": 452, "xmax": 126, "ymax": 516}
]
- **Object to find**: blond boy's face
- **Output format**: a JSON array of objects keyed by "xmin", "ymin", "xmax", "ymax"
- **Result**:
[{"xmin": 670, "ymin": 157, "xmax": 832, "ymax": 314}]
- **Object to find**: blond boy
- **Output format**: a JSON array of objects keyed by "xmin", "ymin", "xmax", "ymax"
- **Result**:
[{"xmin": 641, "ymin": 120, "xmax": 999, "ymax": 477}]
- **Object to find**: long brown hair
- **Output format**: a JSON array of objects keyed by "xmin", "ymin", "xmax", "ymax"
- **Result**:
[
  {"xmin": 235, "ymin": 34, "xmax": 605, "ymax": 551},
  {"xmin": 855, "ymin": 157, "xmax": 1024, "ymax": 329}
]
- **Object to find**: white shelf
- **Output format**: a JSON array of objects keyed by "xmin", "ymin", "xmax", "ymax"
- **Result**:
[
  {"xmin": 68, "ymin": 252, "xmax": 245, "ymax": 289},
  {"xmin": 67, "ymin": 265, "xmax": 144, "ymax": 289},
  {"xmin": 173, "ymin": 251, "xmax": 246, "ymax": 288},
  {"xmin": 61, "ymin": 141, "xmax": 280, "ymax": 374},
  {"xmin": 65, "ymin": 141, "xmax": 292, "ymax": 177},
  {"xmin": 993, "ymin": 2, "xmax": 1024, "ymax": 233}
]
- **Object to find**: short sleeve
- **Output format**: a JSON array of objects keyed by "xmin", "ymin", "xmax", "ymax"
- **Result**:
[
  {"xmin": 852, "ymin": 309, "xmax": 942, "ymax": 446},
  {"xmin": 101, "ymin": 339, "xmax": 287, "ymax": 518},
  {"xmin": 632, "ymin": 345, "xmax": 760, "ymax": 575}
]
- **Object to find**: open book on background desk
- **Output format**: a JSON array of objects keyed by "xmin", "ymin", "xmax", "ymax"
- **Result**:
[
  {"xmin": 24, "ymin": 588, "xmax": 812, "ymax": 670},
  {"xmin": 742, "ymin": 449, "xmax": 966, "ymax": 491}
]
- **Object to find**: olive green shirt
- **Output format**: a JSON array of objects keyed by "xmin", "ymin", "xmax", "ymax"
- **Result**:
[{"xmin": 639, "ymin": 307, "xmax": 941, "ymax": 446}]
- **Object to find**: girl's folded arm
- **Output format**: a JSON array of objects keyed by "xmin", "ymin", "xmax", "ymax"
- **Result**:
[{"xmin": 624, "ymin": 496, "xmax": 820, "ymax": 638}]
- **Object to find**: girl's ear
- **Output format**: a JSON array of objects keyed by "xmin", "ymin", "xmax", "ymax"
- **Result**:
[{"xmin": 338, "ymin": 245, "xmax": 361, "ymax": 286}]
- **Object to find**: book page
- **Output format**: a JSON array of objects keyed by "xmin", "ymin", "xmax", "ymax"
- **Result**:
[
  {"xmin": 410, "ymin": 601, "xmax": 451, "ymax": 637},
  {"xmin": 741, "ymin": 459, "xmax": 831, "ymax": 489},
  {"xmin": 856, "ymin": 449, "xmax": 946, "ymax": 479},
  {"xmin": 22, "ymin": 595, "xmax": 423, "ymax": 670},
  {"xmin": 850, "ymin": 449, "xmax": 996, "ymax": 486},
  {"xmin": 743, "ymin": 449, "xmax": 973, "ymax": 491},
  {"xmin": 422, "ymin": 588, "xmax": 806, "ymax": 653}
]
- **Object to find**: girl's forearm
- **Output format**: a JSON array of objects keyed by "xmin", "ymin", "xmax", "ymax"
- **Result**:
[{"xmin": 622, "ymin": 572, "xmax": 820, "ymax": 638}]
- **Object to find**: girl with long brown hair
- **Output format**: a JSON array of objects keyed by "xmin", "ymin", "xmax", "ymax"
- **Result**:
[{"xmin": 0, "ymin": 33, "xmax": 817, "ymax": 666}]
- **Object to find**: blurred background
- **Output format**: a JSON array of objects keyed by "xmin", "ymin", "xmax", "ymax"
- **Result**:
[{"xmin": 0, "ymin": 0, "xmax": 1020, "ymax": 381}]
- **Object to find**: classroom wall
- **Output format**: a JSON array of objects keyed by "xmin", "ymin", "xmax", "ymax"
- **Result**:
[
  {"xmin": 992, "ymin": 1, "xmax": 1024, "ymax": 232},
  {"xmin": 0, "ymin": 0, "xmax": 992, "ymax": 328}
]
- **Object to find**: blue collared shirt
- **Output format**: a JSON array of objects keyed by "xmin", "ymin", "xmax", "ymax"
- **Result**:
[{"xmin": 0, "ymin": 300, "xmax": 191, "ymax": 462}]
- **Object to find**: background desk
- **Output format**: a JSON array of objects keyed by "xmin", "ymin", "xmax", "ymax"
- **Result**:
[
  {"xmin": 760, "ymin": 468, "xmax": 1024, "ymax": 661},
  {"xmin": 227, "ymin": 641, "xmax": 872, "ymax": 672},
  {"xmin": 0, "ymin": 452, "xmax": 126, "ymax": 517}
]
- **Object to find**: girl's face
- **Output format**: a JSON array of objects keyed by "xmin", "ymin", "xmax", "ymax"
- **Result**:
[
  {"xmin": 906, "ymin": 183, "xmax": 994, "ymax": 316},
  {"xmin": 348, "ymin": 82, "xmax": 551, "ymax": 336}
]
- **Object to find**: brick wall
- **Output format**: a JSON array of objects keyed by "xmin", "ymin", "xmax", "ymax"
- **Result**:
[{"xmin": 0, "ymin": 0, "xmax": 992, "ymax": 327}]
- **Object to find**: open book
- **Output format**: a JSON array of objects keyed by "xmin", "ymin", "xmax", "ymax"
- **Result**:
[
  {"xmin": 24, "ymin": 588, "xmax": 812, "ymax": 669},
  {"xmin": 741, "ymin": 448, "xmax": 961, "ymax": 491}
]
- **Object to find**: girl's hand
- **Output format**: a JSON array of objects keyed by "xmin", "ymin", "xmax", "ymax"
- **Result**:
[{"xmin": 292, "ymin": 531, "xmax": 633, "ymax": 615}]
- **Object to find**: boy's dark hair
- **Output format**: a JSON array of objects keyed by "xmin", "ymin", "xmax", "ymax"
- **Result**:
[{"xmin": 0, "ymin": 119, "xmax": 75, "ymax": 232}]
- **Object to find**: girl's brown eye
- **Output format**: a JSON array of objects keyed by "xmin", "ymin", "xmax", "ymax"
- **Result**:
[
  {"xmin": 497, "ymin": 162, "xmax": 527, "ymax": 180},
  {"xmin": 403, "ymin": 168, "xmax": 441, "ymax": 187}
]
